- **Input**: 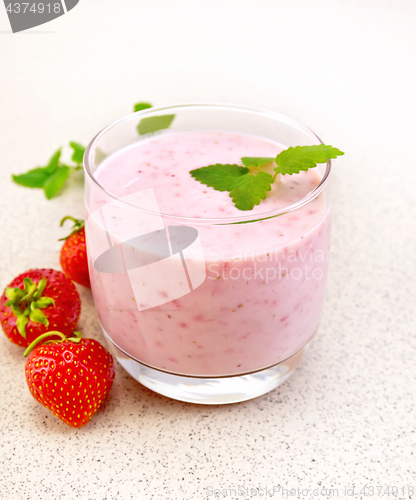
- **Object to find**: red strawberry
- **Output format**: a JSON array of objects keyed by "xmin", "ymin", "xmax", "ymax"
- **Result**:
[
  {"xmin": 24, "ymin": 331, "xmax": 115, "ymax": 428},
  {"xmin": 59, "ymin": 216, "xmax": 91, "ymax": 288},
  {"xmin": 0, "ymin": 268, "xmax": 81, "ymax": 348}
]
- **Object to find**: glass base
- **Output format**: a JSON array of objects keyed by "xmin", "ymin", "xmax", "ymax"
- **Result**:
[{"xmin": 103, "ymin": 331, "xmax": 312, "ymax": 404}]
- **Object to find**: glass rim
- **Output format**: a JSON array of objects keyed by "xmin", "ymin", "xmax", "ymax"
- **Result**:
[{"xmin": 84, "ymin": 102, "xmax": 331, "ymax": 225}]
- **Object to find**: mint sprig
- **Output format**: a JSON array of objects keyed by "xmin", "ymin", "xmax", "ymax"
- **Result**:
[
  {"xmin": 12, "ymin": 142, "xmax": 86, "ymax": 199},
  {"xmin": 12, "ymin": 149, "xmax": 62, "ymax": 189},
  {"xmin": 190, "ymin": 144, "xmax": 344, "ymax": 211},
  {"xmin": 11, "ymin": 100, "xmax": 175, "ymax": 200}
]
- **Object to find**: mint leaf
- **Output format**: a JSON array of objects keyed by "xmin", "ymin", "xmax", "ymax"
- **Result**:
[
  {"xmin": 241, "ymin": 157, "xmax": 275, "ymax": 168},
  {"xmin": 43, "ymin": 165, "xmax": 70, "ymax": 199},
  {"xmin": 190, "ymin": 164, "xmax": 249, "ymax": 192},
  {"xmin": 274, "ymin": 145, "xmax": 344, "ymax": 175},
  {"xmin": 137, "ymin": 114, "xmax": 175, "ymax": 135},
  {"xmin": 12, "ymin": 148, "xmax": 62, "ymax": 188},
  {"xmin": 229, "ymin": 172, "xmax": 274, "ymax": 211},
  {"xmin": 134, "ymin": 102, "xmax": 152, "ymax": 112},
  {"xmin": 69, "ymin": 142, "xmax": 86, "ymax": 165},
  {"xmin": 12, "ymin": 168, "xmax": 53, "ymax": 188},
  {"xmin": 45, "ymin": 149, "xmax": 62, "ymax": 172}
]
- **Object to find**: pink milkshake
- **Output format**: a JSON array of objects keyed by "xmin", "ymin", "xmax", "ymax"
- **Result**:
[{"xmin": 85, "ymin": 130, "xmax": 330, "ymax": 378}]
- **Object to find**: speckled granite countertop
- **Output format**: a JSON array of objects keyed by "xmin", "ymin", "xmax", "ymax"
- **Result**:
[{"xmin": 1, "ymin": 1, "xmax": 415, "ymax": 499}]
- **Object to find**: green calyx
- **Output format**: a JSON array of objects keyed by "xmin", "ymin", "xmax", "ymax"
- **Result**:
[
  {"xmin": 5, "ymin": 277, "xmax": 55, "ymax": 339},
  {"xmin": 23, "ymin": 330, "xmax": 82, "ymax": 357},
  {"xmin": 59, "ymin": 215, "xmax": 85, "ymax": 241}
]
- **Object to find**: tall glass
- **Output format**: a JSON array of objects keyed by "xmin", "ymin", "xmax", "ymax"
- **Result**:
[{"xmin": 83, "ymin": 104, "xmax": 332, "ymax": 404}]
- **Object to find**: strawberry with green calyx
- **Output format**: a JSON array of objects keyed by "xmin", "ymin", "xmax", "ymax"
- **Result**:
[
  {"xmin": 59, "ymin": 216, "xmax": 91, "ymax": 288},
  {"xmin": 0, "ymin": 269, "xmax": 81, "ymax": 347},
  {"xmin": 24, "ymin": 330, "xmax": 115, "ymax": 428}
]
